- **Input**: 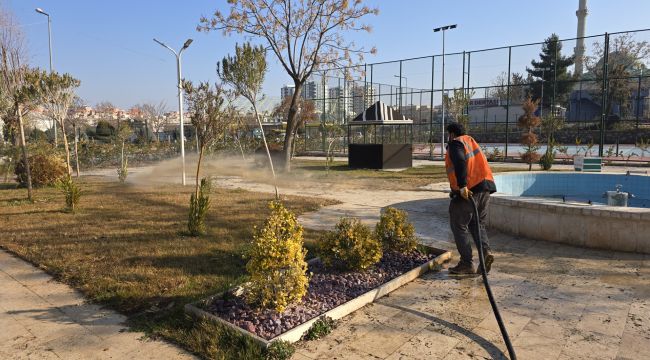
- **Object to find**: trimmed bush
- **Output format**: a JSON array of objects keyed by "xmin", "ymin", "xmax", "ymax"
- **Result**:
[
  {"xmin": 375, "ymin": 207, "xmax": 418, "ymax": 253},
  {"xmin": 15, "ymin": 153, "xmax": 66, "ymax": 187},
  {"xmin": 246, "ymin": 201, "xmax": 308, "ymax": 313},
  {"xmin": 188, "ymin": 177, "xmax": 211, "ymax": 236},
  {"xmin": 56, "ymin": 174, "xmax": 81, "ymax": 213},
  {"xmin": 319, "ymin": 217, "xmax": 382, "ymax": 271}
]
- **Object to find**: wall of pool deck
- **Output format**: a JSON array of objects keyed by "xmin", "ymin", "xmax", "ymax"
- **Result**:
[{"xmin": 490, "ymin": 172, "xmax": 650, "ymax": 254}]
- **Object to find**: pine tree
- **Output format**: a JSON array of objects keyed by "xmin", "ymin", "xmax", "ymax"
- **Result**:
[{"xmin": 526, "ymin": 34, "xmax": 574, "ymax": 110}]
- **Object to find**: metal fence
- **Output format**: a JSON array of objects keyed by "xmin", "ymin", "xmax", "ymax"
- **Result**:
[{"xmin": 300, "ymin": 29, "xmax": 650, "ymax": 160}]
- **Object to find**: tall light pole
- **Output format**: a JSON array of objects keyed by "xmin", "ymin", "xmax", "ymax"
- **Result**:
[
  {"xmin": 35, "ymin": 7, "xmax": 56, "ymax": 144},
  {"xmin": 393, "ymin": 75, "xmax": 407, "ymax": 109},
  {"xmin": 154, "ymin": 38, "xmax": 193, "ymax": 186},
  {"xmin": 539, "ymin": 66, "xmax": 551, "ymax": 118},
  {"xmin": 434, "ymin": 24, "xmax": 457, "ymax": 158}
]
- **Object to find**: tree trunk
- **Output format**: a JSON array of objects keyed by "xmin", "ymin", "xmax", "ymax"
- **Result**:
[
  {"xmin": 195, "ymin": 147, "xmax": 203, "ymax": 198},
  {"xmin": 59, "ymin": 119, "xmax": 73, "ymax": 176},
  {"xmin": 282, "ymin": 82, "xmax": 303, "ymax": 172},
  {"xmin": 17, "ymin": 106, "xmax": 33, "ymax": 201},
  {"xmin": 235, "ymin": 133, "xmax": 246, "ymax": 160},
  {"xmin": 121, "ymin": 140, "xmax": 125, "ymax": 169},
  {"xmin": 253, "ymin": 103, "xmax": 279, "ymax": 199},
  {"xmin": 144, "ymin": 119, "xmax": 149, "ymax": 143},
  {"xmin": 74, "ymin": 123, "xmax": 80, "ymax": 177}
]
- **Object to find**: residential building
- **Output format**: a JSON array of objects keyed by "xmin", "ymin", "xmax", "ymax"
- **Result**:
[
  {"xmin": 352, "ymin": 85, "xmax": 375, "ymax": 115},
  {"xmin": 302, "ymin": 80, "xmax": 328, "ymax": 114},
  {"xmin": 281, "ymin": 84, "xmax": 295, "ymax": 100},
  {"xmin": 328, "ymin": 86, "xmax": 352, "ymax": 121}
]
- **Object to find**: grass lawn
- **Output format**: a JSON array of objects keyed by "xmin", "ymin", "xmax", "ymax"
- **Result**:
[
  {"xmin": 221, "ymin": 159, "xmax": 522, "ymax": 191},
  {"xmin": 0, "ymin": 177, "xmax": 336, "ymax": 359}
]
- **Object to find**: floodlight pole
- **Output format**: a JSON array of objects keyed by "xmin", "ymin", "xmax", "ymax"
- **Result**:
[
  {"xmin": 434, "ymin": 24, "xmax": 457, "ymax": 158},
  {"xmin": 394, "ymin": 75, "xmax": 407, "ymax": 109},
  {"xmin": 539, "ymin": 67, "xmax": 551, "ymax": 118},
  {"xmin": 35, "ymin": 8, "xmax": 56, "ymax": 144},
  {"xmin": 154, "ymin": 38, "xmax": 193, "ymax": 186}
]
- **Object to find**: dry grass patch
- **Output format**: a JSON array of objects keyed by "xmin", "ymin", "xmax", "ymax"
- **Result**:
[{"xmin": 0, "ymin": 177, "xmax": 335, "ymax": 359}]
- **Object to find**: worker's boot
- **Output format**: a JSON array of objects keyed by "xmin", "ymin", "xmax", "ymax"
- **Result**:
[
  {"xmin": 480, "ymin": 250, "xmax": 494, "ymax": 274},
  {"xmin": 448, "ymin": 261, "xmax": 475, "ymax": 275}
]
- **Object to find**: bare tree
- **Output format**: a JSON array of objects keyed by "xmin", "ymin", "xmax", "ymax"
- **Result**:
[
  {"xmin": 0, "ymin": 6, "xmax": 27, "ymax": 146},
  {"xmin": 182, "ymin": 80, "xmax": 228, "ymax": 236},
  {"xmin": 443, "ymin": 88, "xmax": 475, "ymax": 131},
  {"xmin": 272, "ymin": 96, "xmax": 317, "ymax": 157},
  {"xmin": 489, "ymin": 71, "xmax": 528, "ymax": 104},
  {"xmin": 95, "ymin": 101, "xmax": 117, "ymax": 130},
  {"xmin": 199, "ymin": 0, "xmax": 378, "ymax": 171},
  {"xmin": 586, "ymin": 33, "xmax": 650, "ymax": 126},
  {"xmin": 182, "ymin": 81, "xmax": 228, "ymax": 195},
  {"xmin": 69, "ymin": 97, "xmax": 89, "ymax": 177},
  {"xmin": 140, "ymin": 101, "xmax": 168, "ymax": 141}
]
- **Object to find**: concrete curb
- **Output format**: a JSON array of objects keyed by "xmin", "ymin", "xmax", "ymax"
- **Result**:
[{"xmin": 184, "ymin": 245, "xmax": 451, "ymax": 347}]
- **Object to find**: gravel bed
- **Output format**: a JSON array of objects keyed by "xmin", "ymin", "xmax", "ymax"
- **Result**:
[{"xmin": 204, "ymin": 250, "xmax": 435, "ymax": 340}]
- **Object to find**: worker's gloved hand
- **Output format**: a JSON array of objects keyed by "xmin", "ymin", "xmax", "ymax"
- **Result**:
[{"xmin": 459, "ymin": 187, "xmax": 473, "ymax": 200}]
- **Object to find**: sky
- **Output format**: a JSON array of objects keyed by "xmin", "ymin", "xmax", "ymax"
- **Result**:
[{"xmin": 4, "ymin": 0, "xmax": 650, "ymax": 110}]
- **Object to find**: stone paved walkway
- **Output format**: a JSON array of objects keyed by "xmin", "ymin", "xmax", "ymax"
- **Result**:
[{"xmin": 0, "ymin": 251, "xmax": 195, "ymax": 359}]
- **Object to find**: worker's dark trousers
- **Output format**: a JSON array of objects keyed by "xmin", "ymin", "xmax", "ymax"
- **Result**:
[{"xmin": 449, "ymin": 191, "xmax": 491, "ymax": 266}]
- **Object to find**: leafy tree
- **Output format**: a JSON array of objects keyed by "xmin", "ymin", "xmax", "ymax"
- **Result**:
[
  {"xmin": 34, "ymin": 71, "xmax": 81, "ymax": 175},
  {"xmin": 526, "ymin": 34, "xmax": 574, "ymax": 107},
  {"xmin": 1, "ymin": 11, "xmax": 41, "ymax": 200},
  {"xmin": 518, "ymin": 97, "xmax": 541, "ymax": 171},
  {"xmin": 217, "ymin": 42, "xmax": 279, "ymax": 198},
  {"xmin": 200, "ymin": 0, "xmax": 378, "ymax": 171}
]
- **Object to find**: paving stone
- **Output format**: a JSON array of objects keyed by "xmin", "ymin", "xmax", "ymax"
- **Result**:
[
  {"xmin": 385, "ymin": 326, "xmax": 459, "ymax": 360},
  {"xmin": 512, "ymin": 329, "xmax": 565, "ymax": 360}
]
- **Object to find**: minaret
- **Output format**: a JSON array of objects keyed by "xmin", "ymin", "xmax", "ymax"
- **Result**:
[{"xmin": 574, "ymin": 0, "xmax": 588, "ymax": 75}]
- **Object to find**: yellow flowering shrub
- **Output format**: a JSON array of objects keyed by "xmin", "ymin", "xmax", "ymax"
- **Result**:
[
  {"xmin": 319, "ymin": 217, "xmax": 382, "ymax": 271},
  {"xmin": 246, "ymin": 201, "xmax": 308, "ymax": 313},
  {"xmin": 375, "ymin": 207, "xmax": 418, "ymax": 253}
]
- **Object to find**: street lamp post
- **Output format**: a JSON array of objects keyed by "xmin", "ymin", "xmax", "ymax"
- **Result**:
[
  {"xmin": 35, "ymin": 8, "xmax": 55, "ymax": 144},
  {"xmin": 154, "ymin": 38, "xmax": 193, "ymax": 186},
  {"xmin": 434, "ymin": 24, "xmax": 457, "ymax": 158},
  {"xmin": 393, "ymin": 75, "xmax": 408, "ymax": 109}
]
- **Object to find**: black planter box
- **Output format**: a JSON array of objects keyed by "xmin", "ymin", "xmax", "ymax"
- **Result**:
[{"xmin": 348, "ymin": 144, "xmax": 413, "ymax": 169}]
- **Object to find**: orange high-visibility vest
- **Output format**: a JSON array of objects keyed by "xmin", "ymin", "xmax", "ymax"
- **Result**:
[{"xmin": 445, "ymin": 135, "xmax": 494, "ymax": 191}]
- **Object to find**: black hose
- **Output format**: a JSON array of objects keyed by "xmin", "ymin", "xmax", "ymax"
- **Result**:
[{"xmin": 469, "ymin": 196, "xmax": 517, "ymax": 360}]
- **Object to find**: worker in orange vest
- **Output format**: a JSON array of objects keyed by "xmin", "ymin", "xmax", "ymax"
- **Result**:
[{"xmin": 445, "ymin": 123, "xmax": 496, "ymax": 275}]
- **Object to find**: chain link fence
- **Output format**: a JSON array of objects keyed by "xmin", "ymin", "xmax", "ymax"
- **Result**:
[{"xmin": 299, "ymin": 29, "xmax": 650, "ymax": 162}]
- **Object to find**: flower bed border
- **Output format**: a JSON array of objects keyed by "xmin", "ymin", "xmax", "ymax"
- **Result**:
[{"xmin": 184, "ymin": 244, "xmax": 451, "ymax": 347}]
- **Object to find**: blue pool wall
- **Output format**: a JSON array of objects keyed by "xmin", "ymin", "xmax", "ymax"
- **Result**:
[{"xmin": 493, "ymin": 172, "xmax": 650, "ymax": 208}]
